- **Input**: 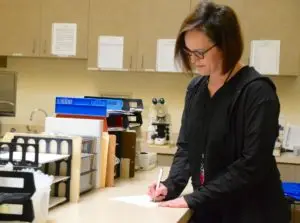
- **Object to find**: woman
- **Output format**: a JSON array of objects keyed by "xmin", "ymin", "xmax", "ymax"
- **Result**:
[{"xmin": 147, "ymin": 1, "xmax": 290, "ymax": 223}]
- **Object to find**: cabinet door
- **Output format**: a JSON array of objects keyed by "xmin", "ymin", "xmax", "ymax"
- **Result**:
[
  {"xmin": 191, "ymin": 0, "xmax": 300, "ymax": 75},
  {"xmin": 137, "ymin": 0, "xmax": 190, "ymax": 71},
  {"xmin": 277, "ymin": 164, "xmax": 296, "ymax": 182},
  {"xmin": 190, "ymin": 0, "xmax": 199, "ymax": 10},
  {"xmin": 190, "ymin": 0, "xmax": 248, "ymax": 64},
  {"xmin": 40, "ymin": 0, "xmax": 89, "ymax": 58},
  {"xmin": 0, "ymin": 0, "xmax": 41, "ymax": 56},
  {"xmin": 245, "ymin": 0, "xmax": 299, "ymax": 75},
  {"xmin": 88, "ymin": 0, "xmax": 138, "ymax": 70}
]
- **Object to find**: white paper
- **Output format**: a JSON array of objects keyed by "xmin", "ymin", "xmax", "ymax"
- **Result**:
[
  {"xmin": 110, "ymin": 195, "xmax": 158, "ymax": 208},
  {"xmin": 52, "ymin": 23, "xmax": 77, "ymax": 56},
  {"xmin": 97, "ymin": 36, "xmax": 124, "ymax": 70},
  {"xmin": 283, "ymin": 124, "xmax": 300, "ymax": 150},
  {"xmin": 250, "ymin": 40, "xmax": 280, "ymax": 75},
  {"xmin": 156, "ymin": 39, "xmax": 181, "ymax": 72}
]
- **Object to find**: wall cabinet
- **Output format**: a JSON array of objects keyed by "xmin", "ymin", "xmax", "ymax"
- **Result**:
[
  {"xmin": 245, "ymin": 0, "xmax": 299, "ymax": 75},
  {"xmin": 190, "ymin": 0, "xmax": 248, "ymax": 65},
  {"xmin": 277, "ymin": 163, "xmax": 300, "ymax": 182},
  {"xmin": 190, "ymin": 0, "xmax": 300, "ymax": 76},
  {"xmin": 1, "ymin": 0, "xmax": 298, "ymax": 75},
  {"xmin": 40, "ymin": 0, "xmax": 90, "ymax": 59},
  {"xmin": 88, "ymin": 0, "xmax": 190, "ymax": 72},
  {"xmin": 0, "ymin": 0, "xmax": 89, "ymax": 59},
  {"xmin": 88, "ymin": 0, "xmax": 139, "ymax": 70},
  {"xmin": 0, "ymin": 0, "xmax": 41, "ymax": 57},
  {"xmin": 136, "ymin": 0, "xmax": 190, "ymax": 71}
]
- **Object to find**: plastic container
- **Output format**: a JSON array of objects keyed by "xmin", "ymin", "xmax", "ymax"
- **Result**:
[
  {"xmin": 105, "ymin": 99, "xmax": 123, "ymax": 111},
  {"xmin": 31, "ymin": 187, "xmax": 51, "ymax": 223},
  {"xmin": 139, "ymin": 152, "xmax": 157, "ymax": 170},
  {"xmin": 55, "ymin": 97, "xmax": 107, "ymax": 117},
  {"xmin": 83, "ymin": 97, "xmax": 124, "ymax": 111},
  {"xmin": 282, "ymin": 182, "xmax": 300, "ymax": 200},
  {"xmin": 0, "ymin": 166, "xmax": 52, "ymax": 223}
]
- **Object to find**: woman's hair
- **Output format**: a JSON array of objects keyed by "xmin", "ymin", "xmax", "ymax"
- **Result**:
[{"xmin": 175, "ymin": 1, "xmax": 243, "ymax": 74}]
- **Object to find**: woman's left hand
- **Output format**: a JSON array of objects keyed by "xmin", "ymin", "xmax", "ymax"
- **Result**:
[{"xmin": 158, "ymin": 197, "xmax": 188, "ymax": 208}]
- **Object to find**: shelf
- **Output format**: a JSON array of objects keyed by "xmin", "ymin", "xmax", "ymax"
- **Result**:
[
  {"xmin": 52, "ymin": 176, "xmax": 70, "ymax": 184},
  {"xmin": 108, "ymin": 110, "xmax": 133, "ymax": 116},
  {"xmin": 108, "ymin": 127, "xmax": 125, "ymax": 132},
  {"xmin": 129, "ymin": 123, "xmax": 141, "ymax": 128},
  {"xmin": 81, "ymin": 153, "xmax": 96, "ymax": 158},
  {"xmin": 0, "ymin": 152, "xmax": 70, "ymax": 165},
  {"xmin": 80, "ymin": 184, "xmax": 94, "ymax": 194},
  {"xmin": 49, "ymin": 197, "xmax": 67, "ymax": 209},
  {"xmin": 81, "ymin": 169, "xmax": 97, "ymax": 176}
]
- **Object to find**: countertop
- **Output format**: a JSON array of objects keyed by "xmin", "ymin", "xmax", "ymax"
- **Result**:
[
  {"xmin": 47, "ymin": 153, "xmax": 300, "ymax": 223},
  {"xmin": 275, "ymin": 152, "xmax": 300, "ymax": 164},
  {"xmin": 48, "ymin": 166, "xmax": 193, "ymax": 223}
]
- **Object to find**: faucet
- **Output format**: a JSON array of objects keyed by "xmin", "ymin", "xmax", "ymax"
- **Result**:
[
  {"xmin": 29, "ymin": 108, "xmax": 48, "ymax": 121},
  {"xmin": 27, "ymin": 108, "xmax": 48, "ymax": 133}
]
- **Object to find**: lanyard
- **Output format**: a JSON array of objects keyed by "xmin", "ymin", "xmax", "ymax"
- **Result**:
[{"xmin": 200, "ymin": 153, "xmax": 205, "ymax": 185}]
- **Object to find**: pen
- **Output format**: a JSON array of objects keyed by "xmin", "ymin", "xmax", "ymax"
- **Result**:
[{"xmin": 154, "ymin": 168, "xmax": 163, "ymax": 202}]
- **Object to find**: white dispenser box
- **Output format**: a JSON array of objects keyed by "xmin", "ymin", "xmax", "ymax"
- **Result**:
[{"xmin": 139, "ymin": 152, "xmax": 157, "ymax": 170}]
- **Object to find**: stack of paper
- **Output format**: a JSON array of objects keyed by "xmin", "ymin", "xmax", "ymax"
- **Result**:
[
  {"xmin": 110, "ymin": 195, "xmax": 158, "ymax": 208},
  {"xmin": 97, "ymin": 36, "xmax": 124, "ymax": 70}
]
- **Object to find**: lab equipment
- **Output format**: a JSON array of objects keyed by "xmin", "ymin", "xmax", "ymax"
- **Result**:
[
  {"xmin": 147, "ymin": 97, "xmax": 171, "ymax": 145},
  {"xmin": 282, "ymin": 124, "xmax": 300, "ymax": 151},
  {"xmin": 139, "ymin": 152, "xmax": 157, "ymax": 171}
]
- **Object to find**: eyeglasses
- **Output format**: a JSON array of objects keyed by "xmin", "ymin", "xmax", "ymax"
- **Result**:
[{"xmin": 184, "ymin": 44, "xmax": 216, "ymax": 60}]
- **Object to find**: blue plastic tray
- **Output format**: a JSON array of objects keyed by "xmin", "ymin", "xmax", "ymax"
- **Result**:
[
  {"xmin": 282, "ymin": 182, "xmax": 300, "ymax": 201},
  {"xmin": 55, "ymin": 97, "xmax": 108, "ymax": 117},
  {"xmin": 105, "ymin": 99, "xmax": 123, "ymax": 111}
]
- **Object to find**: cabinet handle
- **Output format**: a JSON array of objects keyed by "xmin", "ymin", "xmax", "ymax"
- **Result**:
[
  {"xmin": 129, "ymin": 56, "xmax": 133, "ymax": 69},
  {"xmin": 43, "ymin": 40, "xmax": 47, "ymax": 54},
  {"xmin": 32, "ymin": 40, "xmax": 36, "ymax": 54},
  {"xmin": 141, "ymin": 55, "xmax": 144, "ymax": 69}
]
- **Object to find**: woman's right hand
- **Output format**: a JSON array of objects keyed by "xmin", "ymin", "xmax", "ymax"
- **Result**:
[{"xmin": 147, "ymin": 182, "xmax": 168, "ymax": 202}]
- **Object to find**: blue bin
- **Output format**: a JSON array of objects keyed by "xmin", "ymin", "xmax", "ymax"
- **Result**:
[
  {"xmin": 84, "ymin": 97, "xmax": 123, "ymax": 111},
  {"xmin": 55, "ymin": 97, "xmax": 107, "ymax": 117},
  {"xmin": 105, "ymin": 99, "xmax": 123, "ymax": 111},
  {"xmin": 282, "ymin": 182, "xmax": 300, "ymax": 200}
]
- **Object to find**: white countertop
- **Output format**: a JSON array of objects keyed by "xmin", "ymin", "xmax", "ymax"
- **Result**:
[
  {"xmin": 275, "ymin": 152, "xmax": 300, "ymax": 164},
  {"xmin": 48, "ymin": 167, "xmax": 193, "ymax": 223},
  {"xmin": 44, "ymin": 152, "xmax": 300, "ymax": 223}
]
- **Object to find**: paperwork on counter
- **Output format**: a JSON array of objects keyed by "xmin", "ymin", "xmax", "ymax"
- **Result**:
[{"xmin": 110, "ymin": 195, "xmax": 158, "ymax": 208}]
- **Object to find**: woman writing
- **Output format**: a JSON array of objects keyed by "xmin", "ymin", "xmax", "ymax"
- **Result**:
[{"xmin": 148, "ymin": 1, "xmax": 290, "ymax": 222}]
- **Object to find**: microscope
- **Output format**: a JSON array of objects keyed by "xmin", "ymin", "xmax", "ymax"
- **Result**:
[{"xmin": 147, "ymin": 97, "xmax": 171, "ymax": 146}]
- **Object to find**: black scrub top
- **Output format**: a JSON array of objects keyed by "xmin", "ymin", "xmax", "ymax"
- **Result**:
[
  {"xmin": 189, "ymin": 67, "xmax": 244, "ymax": 185},
  {"xmin": 169, "ymin": 65, "xmax": 291, "ymax": 223}
]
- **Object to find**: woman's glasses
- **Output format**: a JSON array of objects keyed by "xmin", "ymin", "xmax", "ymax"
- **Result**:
[{"xmin": 184, "ymin": 44, "xmax": 216, "ymax": 60}]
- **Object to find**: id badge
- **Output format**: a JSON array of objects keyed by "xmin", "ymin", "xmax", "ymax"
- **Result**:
[{"xmin": 199, "ymin": 154, "xmax": 205, "ymax": 185}]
